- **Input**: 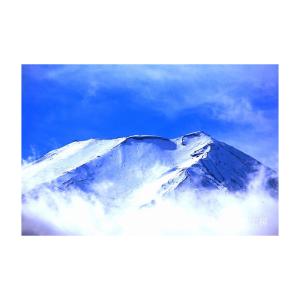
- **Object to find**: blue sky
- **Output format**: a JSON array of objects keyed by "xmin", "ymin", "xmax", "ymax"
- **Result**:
[{"xmin": 22, "ymin": 64, "xmax": 278, "ymax": 169}]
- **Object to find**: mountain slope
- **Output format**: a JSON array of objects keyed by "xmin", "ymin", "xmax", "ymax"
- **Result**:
[{"xmin": 22, "ymin": 131, "xmax": 278, "ymax": 209}]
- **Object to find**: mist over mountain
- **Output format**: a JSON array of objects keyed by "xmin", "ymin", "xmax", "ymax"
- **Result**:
[{"xmin": 22, "ymin": 131, "xmax": 278, "ymax": 235}]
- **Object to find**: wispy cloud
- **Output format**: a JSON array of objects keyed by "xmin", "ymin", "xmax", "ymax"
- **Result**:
[{"xmin": 25, "ymin": 64, "xmax": 277, "ymax": 127}]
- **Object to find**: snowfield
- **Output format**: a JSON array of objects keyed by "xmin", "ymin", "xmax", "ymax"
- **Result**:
[{"xmin": 22, "ymin": 131, "xmax": 278, "ymax": 235}]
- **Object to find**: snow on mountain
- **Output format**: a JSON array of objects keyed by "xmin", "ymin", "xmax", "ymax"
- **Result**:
[
  {"xmin": 22, "ymin": 131, "xmax": 278, "ymax": 235},
  {"xmin": 23, "ymin": 131, "xmax": 277, "ymax": 198},
  {"xmin": 22, "ymin": 137, "xmax": 126, "ymax": 193}
]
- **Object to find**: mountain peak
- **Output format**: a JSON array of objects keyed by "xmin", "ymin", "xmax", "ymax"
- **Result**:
[
  {"xmin": 180, "ymin": 131, "xmax": 213, "ymax": 146},
  {"xmin": 182, "ymin": 130, "xmax": 210, "ymax": 137},
  {"xmin": 22, "ymin": 131, "xmax": 277, "ymax": 201}
]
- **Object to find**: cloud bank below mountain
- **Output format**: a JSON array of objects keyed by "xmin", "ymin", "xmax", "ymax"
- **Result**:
[{"xmin": 22, "ymin": 167, "xmax": 278, "ymax": 236}]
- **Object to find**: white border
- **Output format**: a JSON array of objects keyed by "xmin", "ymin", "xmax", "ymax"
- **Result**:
[{"xmin": 1, "ymin": 1, "xmax": 300, "ymax": 299}]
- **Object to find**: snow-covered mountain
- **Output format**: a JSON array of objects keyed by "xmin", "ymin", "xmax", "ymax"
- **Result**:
[{"xmin": 22, "ymin": 131, "xmax": 278, "ymax": 235}]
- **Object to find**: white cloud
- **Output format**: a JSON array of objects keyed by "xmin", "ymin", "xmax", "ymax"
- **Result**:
[
  {"xmin": 208, "ymin": 96, "xmax": 267, "ymax": 125},
  {"xmin": 22, "ymin": 167, "xmax": 278, "ymax": 236}
]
